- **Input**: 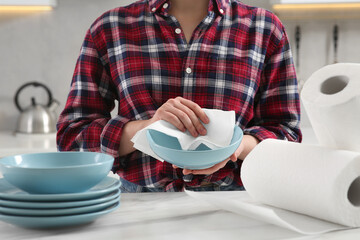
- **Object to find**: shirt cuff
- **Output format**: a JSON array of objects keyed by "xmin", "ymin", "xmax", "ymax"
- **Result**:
[
  {"xmin": 243, "ymin": 126, "xmax": 279, "ymax": 142},
  {"xmin": 100, "ymin": 115, "xmax": 131, "ymax": 158}
]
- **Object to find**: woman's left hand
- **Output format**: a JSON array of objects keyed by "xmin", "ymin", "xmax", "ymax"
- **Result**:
[{"xmin": 182, "ymin": 141, "xmax": 244, "ymax": 175}]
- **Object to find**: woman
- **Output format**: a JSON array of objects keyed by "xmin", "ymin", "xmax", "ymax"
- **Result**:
[{"xmin": 57, "ymin": 0, "xmax": 302, "ymax": 192}]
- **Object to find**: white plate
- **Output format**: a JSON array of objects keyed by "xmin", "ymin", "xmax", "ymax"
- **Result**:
[
  {"xmin": 0, "ymin": 189, "xmax": 120, "ymax": 209},
  {"xmin": 0, "ymin": 202, "xmax": 120, "ymax": 229},
  {"xmin": 0, "ymin": 177, "xmax": 119, "ymax": 201},
  {"xmin": 0, "ymin": 195, "xmax": 120, "ymax": 216}
]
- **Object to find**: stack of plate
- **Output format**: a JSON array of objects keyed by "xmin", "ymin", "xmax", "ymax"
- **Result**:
[{"xmin": 0, "ymin": 176, "xmax": 120, "ymax": 229}]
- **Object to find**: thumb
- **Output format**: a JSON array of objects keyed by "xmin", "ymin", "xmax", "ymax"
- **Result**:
[{"xmin": 229, "ymin": 154, "xmax": 237, "ymax": 162}]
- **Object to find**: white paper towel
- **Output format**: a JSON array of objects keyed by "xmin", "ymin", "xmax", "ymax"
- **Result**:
[
  {"xmin": 185, "ymin": 190, "xmax": 348, "ymax": 235},
  {"xmin": 301, "ymin": 63, "xmax": 360, "ymax": 152},
  {"xmin": 241, "ymin": 139, "xmax": 360, "ymax": 229},
  {"xmin": 131, "ymin": 109, "xmax": 235, "ymax": 162}
]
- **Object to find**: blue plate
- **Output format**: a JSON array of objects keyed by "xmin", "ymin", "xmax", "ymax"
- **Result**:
[
  {"xmin": 0, "ymin": 202, "xmax": 120, "ymax": 229},
  {"xmin": 0, "ymin": 189, "xmax": 120, "ymax": 209},
  {"xmin": 0, "ymin": 195, "xmax": 120, "ymax": 216},
  {"xmin": 147, "ymin": 125, "xmax": 243, "ymax": 170},
  {"xmin": 0, "ymin": 177, "xmax": 120, "ymax": 202}
]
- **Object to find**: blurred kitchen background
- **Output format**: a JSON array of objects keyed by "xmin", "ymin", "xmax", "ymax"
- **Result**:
[{"xmin": 1, "ymin": 0, "xmax": 360, "ymax": 132}]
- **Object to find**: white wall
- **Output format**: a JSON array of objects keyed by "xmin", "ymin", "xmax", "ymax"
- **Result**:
[
  {"xmin": 0, "ymin": 0, "xmax": 134, "ymax": 131},
  {"xmin": 0, "ymin": 0, "xmax": 359, "ymax": 131}
]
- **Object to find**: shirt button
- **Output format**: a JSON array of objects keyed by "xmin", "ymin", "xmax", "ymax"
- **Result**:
[
  {"xmin": 186, "ymin": 67, "xmax": 192, "ymax": 74},
  {"xmin": 219, "ymin": 9, "xmax": 224, "ymax": 14},
  {"xmin": 175, "ymin": 28, "xmax": 182, "ymax": 34},
  {"xmin": 163, "ymin": 3, "xmax": 169, "ymax": 9},
  {"xmin": 151, "ymin": 7, "xmax": 156, "ymax": 12}
]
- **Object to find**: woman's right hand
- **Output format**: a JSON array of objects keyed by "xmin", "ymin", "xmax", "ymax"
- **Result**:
[{"xmin": 150, "ymin": 97, "xmax": 209, "ymax": 137}]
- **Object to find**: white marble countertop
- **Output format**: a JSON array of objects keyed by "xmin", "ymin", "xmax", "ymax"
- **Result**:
[
  {"xmin": 3, "ymin": 127, "xmax": 358, "ymax": 240},
  {"xmin": 1, "ymin": 190, "xmax": 360, "ymax": 240}
]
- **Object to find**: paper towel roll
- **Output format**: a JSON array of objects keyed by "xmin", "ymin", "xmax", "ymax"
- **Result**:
[
  {"xmin": 241, "ymin": 139, "xmax": 360, "ymax": 227},
  {"xmin": 301, "ymin": 63, "xmax": 360, "ymax": 152}
]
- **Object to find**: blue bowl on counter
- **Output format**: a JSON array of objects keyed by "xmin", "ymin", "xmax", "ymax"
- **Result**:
[
  {"xmin": 0, "ymin": 152, "xmax": 114, "ymax": 194},
  {"xmin": 146, "ymin": 125, "xmax": 243, "ymax": 170}
]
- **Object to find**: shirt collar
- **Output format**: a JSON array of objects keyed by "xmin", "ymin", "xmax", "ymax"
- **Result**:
[{"xmin": 148, "ymin": 0, "xmax": 229, "ymax": 16}]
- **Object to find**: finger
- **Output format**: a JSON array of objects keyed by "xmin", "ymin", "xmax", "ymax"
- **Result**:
[
  {"xmin": 172, "ymin": 101, "xmax": 207, "ymax": 136},
  {"xmin": 160, "ymin": 109, "xmax": 186, "ymax": 132},
  {"xmin": 191, "ymin": 159, "xmax": 229, "ymax": 175},
  {"xmin": 172, "ymin": 164, "xmax": 179, "ymax": 169},
  {"xmin": 178, "ymin": 97, "xmax": 210, "ymax": 124},
  {"xmin": 229, "ymin": 154, "xmax": 237, "ymax": 162},
  {"xmin": 183, "ymin": 169, "xmax": 193, "ymax": 175},
  {"xmin": 165, "ymin": 103, "xmax": 199, "ymax": 137},
  {"xmin": 229, "ymin": 146, "xmax": 243, "ymax": 162},
  {"xmin": 231, "ymin": 142, "xmax": 244, "ymax": 161}
]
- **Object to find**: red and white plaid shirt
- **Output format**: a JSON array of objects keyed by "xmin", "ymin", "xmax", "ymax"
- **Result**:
[{"xmin": 57, "ymin": 0, "xmax": 302, "ymax": 191}]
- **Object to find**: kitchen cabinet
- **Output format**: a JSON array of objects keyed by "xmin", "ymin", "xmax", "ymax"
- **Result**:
[
  {"xmin": 271, "ymin": 0, "xmax": 360, "ymax": 20},
  {"xmin": 0, "ymin": 0, "xmax": 56, "ymax": 4}
]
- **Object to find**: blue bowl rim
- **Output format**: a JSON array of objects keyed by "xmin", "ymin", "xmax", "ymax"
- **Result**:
[
  {"xmin": 146, "ymin": 125, "xmax": 243, "ymax": 153},
  {"xmin": 0, "ymin": 152, "xmax": 114, "ymax": 170}
]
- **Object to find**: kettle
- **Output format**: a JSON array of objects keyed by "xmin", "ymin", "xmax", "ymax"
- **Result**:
[{"xmin": 14, "ymin": 82, "xmax": 59, "ymax": 134}]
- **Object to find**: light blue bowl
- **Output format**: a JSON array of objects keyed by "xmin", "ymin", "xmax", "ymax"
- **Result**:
[
  {"xmin": 146, "ymin": 125, "xmax": 243, "ymax": 170},
  {"xmin": 0, "ymin": 152, "xmax": 114, "ymax": 194}
]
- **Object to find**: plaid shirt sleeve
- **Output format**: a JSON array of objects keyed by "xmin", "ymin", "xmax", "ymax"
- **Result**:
[
  {"xmin": 56, "ymin": 28, "xmax": 130, "ymax": 159},
  {"xmin": 243, "ymin": 17, "xmax": 301, "ymax": 142}
]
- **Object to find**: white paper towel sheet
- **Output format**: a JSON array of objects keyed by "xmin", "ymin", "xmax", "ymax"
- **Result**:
[
  {"xmin": 131, "ymin": 109, "xmax": 235, "ymax": 162},
  {"xmin": 185, "ymin": 190, "xmax": 348, "ymax": 235},
  {"xmin": 301, "ymin": 63, "xmax": 360, "ymax": 152},
  {"xmin": 186, "ymin": 139, "xmax": 360, "ymax": 234}
]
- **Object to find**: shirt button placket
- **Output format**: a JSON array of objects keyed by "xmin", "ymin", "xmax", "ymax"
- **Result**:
[
  {"xmin": 185, "ymin": 67, "xmax": 192, "ymax": 74},
  {"xmin": 183, "ymin": 65, "xmax": 193, "ymax": 99},
  {"xmin": 175, "ymin": 28, "xmax": 182, "ymax": 35}
]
